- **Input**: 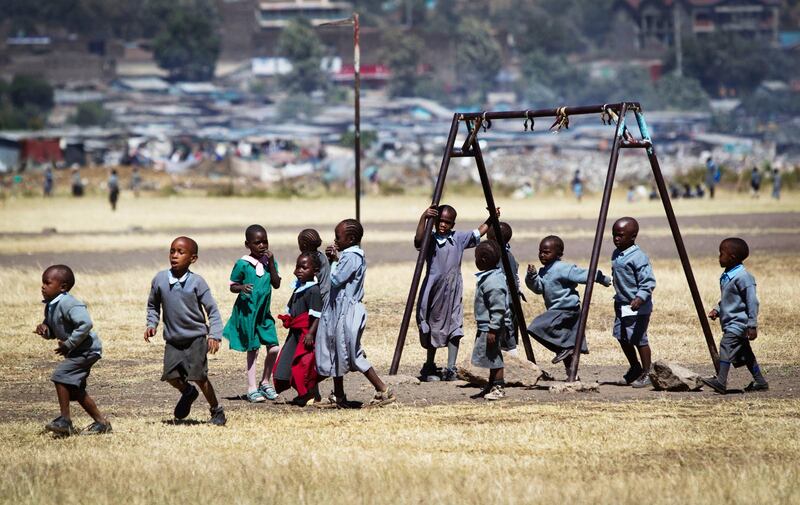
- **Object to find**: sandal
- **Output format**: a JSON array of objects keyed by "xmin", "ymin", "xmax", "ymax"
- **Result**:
[
  {"xmin": 247, "ymin": 390, "xmax": 266, "ymax": 403},
  {"xmin": 258, "ymin": 384, "xmax": 279, "ymax": 401}
]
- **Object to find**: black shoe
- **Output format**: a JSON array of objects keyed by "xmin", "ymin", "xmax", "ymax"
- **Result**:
[
  {"xmin": 623, "ymin": 364, "xmax": 643, "ymax": 384},
  {"xmin": 441, "ymin": 367, "xmax": 458, "ymax": 381},
  {"xmin": 419, "ymin": 363, "xmax": 441, "ymax": 382},
  {"xmin": 45, "ymin": 416, "xmax": 78, "ymax": 436},
  {"xmin": 701, "ymin": 376, "xmax": 727, "ymax": 394},
  {"xmin": 209, "ymin": 406, "xmax": 226, "ymax": 426},
  {"xmin": 174, "ymin": 385, "xmax": 199, "ymax": 420},
  {"xmin": 744, "ymin": 381, "xmax": 769, "ymax": 392},
  {"xmin": 82, "ymin": 421, "xmax": 112, "ymax": 435},
  {"xmin": 552, "ymin": 348, "xmax": 573, "ymax": 364}
]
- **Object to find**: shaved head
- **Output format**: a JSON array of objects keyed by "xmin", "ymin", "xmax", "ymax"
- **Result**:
[
  {"xmin": 172, "ymin": 236, "xmax": 198, "ymax": 255},
  {"xmin": 43, "ymin": 264, "xmax": 75, "ymax": 291}
]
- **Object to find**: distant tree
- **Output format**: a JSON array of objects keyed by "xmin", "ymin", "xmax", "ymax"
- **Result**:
[
  {"xmin": 278, "ymin": 18, "xmax": 327, "ymax": 94},
  {"xmin": 70, "ymin": 102, "xmax": 114, "ymax": 126},
  {"xmin": 518, "ymin": 51, "xmax": 589, "ymax": 105},
  {"xmin": 652, "ymin": 74, "xmax": 709, "ymax": 110},
  {"xmin": 153, "ymin": 0, "xmax": 220, "ymax": 81},
  {"xmin": 455, "ymin": 17, "xmax": 502, "ymax": 103},
  {"xmin": 382, "ymin": 28, "xmax": 424, "ymax": 97},
  {"xmin": 9, "ymin": 74, "xmax": 53, "ymax": 112}
]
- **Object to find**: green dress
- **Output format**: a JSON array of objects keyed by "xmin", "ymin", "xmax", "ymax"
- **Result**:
[{"xmin": 223, "ymin": 256, "xmax": 279, "ymax": 351}]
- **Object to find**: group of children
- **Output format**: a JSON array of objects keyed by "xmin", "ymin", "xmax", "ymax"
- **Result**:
[
  {"xmin": 35, "ymin": 207, "xmax": 767, "ymax": 435},
  {"xmin": 413, "ymin": 204, "xmax": 767, "ymax": 400}
]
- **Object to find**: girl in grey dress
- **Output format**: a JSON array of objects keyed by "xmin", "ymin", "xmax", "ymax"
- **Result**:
[
  {"xmin": 315, "ymin": 219, "xmax": 395, "ymax": 408},
  {"xmin": 525, "ymin": 236, "xmax": 611, "ymax": 371}
]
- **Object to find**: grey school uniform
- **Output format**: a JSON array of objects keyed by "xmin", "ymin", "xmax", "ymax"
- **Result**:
[
  {"xmin": 471, "ymin": 268, "xmax": 511, "ymax": 369},
  {"xmin": 526, "ymin": 260, "xmax": 610, "ymax": 354},
  {"xmin": 495, "ymin": 244, "xmax": 521, "ymax": 350},
  {"xmin": 416, "ymin": 229, "xmax": 480, "ymax": 349},
  {"xmin": 146, "ymin": 269, "xmax": 224, "ymax": 382},
  {"xmin": 274, "ymin": 281, "xmax": 323, "ymax": 381},
  {"xmin": 611, "ymin": 245, "xmax": 656, "ymax": 347},
  {"xmin": 315, "ymin": 246, "xmax": 373, "ymax": 377},
  {"xmin": 715, "ymin": 264, "xmax": 759, "ymax": 367},
  {"xmin": 42, "ymin": 293, "xmax": 103, "ymax": 389},
  {"xmin": 315, "ymin": 250, "xmax": 331, "ymax": 309}
]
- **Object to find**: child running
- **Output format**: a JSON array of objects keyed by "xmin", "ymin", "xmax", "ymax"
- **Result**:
[
  {"xmin": 526, "ymin": 236, "xmax": 611, "ymax": 374},
  {"xmin": 298, "ymin": 228, "xmax": 331, "ymax": 308},
  {"xmin": 273, "ymin": 252, "xmax": 323, "ymax": 405},
  {"xmin": 315, "ymin": 218, "xmax": 395, "ymax": 408},
  {"xmin": 415, "ymin": 204, "xmax": 497, "ymax": 382},
  {"xmin": 36, "ymin": 265, "xmax": 111, "ymax": 436},
  {"xmin": 223, "ymin": 224, "xmax": 282, "ymax": 402},
  {"xmin": 610, "ymin": 217, "xmax": 656, "ymax": 388},
  {"xmin": 145, "ymin": 236, "xmax": 226, "ymax": 425},
  {"xmin": 703, "ymin": 238, "xmax": 767, "ymax": 394},
  {"xmin": 471, "ymin": 242, "xmax": 511, "ymax": 401}
]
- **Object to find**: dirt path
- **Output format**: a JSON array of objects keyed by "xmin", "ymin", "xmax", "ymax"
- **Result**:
[{"xmin": 1, "ymin": 212, "xmax": 797, "ymax": 272}]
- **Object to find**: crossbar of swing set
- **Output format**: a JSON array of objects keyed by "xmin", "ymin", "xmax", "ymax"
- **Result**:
[{"xmin": 389, "ymin": 101, "xmax": 719, "ymax": 380}]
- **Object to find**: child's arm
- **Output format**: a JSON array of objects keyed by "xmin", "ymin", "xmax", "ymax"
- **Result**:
[
  {"xmin": 631, "ymin": 260, "xmax": 656, "ymax": 310},
  {"xmin": 744, "ymin": 278, "xmax": 759, "ymax": 340},
  {"xmin": 485, "ymin": 284, "xmax": 508, "ymax": 346},
  {"xmin": 304, "ymin": 288, "xmax": 324, "ymax": 349},
  {"xmin": 264, "ymin": 250, "xmax": 281, "ymax": 289},
  {"xmin": 197, "ymin": 280, "xmax": 224, "ymax": 351},
  {"xmin": 59, "ymin": 304, "xmax": 94, "ymax": 355},
  {"xmin": 228, "ymin": 260, "xmax": 253, "ymax": 294},
  {"xmin": 145, "ymin": 276, "xmax": 161, "ymax": 342},
  {"xmin": 330, "ymin": 252, "xmax": 357, "ymax": 288},
  {"xmin": 476, "ymin": 207, "xmax": 501, "ymax": 237},
  {"xmin": 525, "ymin": 265, "xmax": 544, "ymax": 294},
  {"xmin": 567, "ymin": 265, "xmax": 612, "ymax": 287},
  {"xmin": 414, "ymin": 206, "xmax": 438, "ymax": 249},
  {"xmin": 34, "ymin": 321, "xmax": 52, "ymax": 339}
]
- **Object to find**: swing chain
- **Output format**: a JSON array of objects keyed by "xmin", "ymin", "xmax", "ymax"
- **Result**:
[
  {"xmin": 549, "ymin": 107, "xmax": 569, "ymax": 133},
  {"xmin": 481, "ymin": 112, "xmax": 492, "ymax": 132},
  {"xmin": 523, "ymin": 110, "xmax": 535, "ymax": 132},
  {"xmin": 600, "ymin": 104, "xmax": 612, "ymax": 125}
]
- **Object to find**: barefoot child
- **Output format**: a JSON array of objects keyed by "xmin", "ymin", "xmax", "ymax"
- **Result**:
[
  {"xmin": 415, "ymin": 204, "xmax": 497, "ymax": 382},
  {"xmin": 298, "ymin": 228, "xmax": 330, "ymax": 308},
  {"xmin": 145, "ymin": 237, "xmax": 226, "ymax": 425},
  {"xmin": 703, "ymin": 238, "xmax": 767, "ymax": 394},
  {"xmin": 223, "ymin": 224, "xmax": 282, "ymax": 402},
  {"xmin": 36, "ymin": 265, "xmax": 111, "ymax": 436},
  {"xmin": 526, "ymin": 236, "xmax": 611, "ymax": 373},
  {"xmin": 610, "ymin": 217, "xmax": 656, "ymax": 388},
  {"xmin": 472, "ymin": 242, "xmax": 511, "ymax": 401},
  {"xmin": 315, "ymin": 219, "xmax": 395, "ymax": 408},
  {"xmin": 273, "ymin": 252, "xmax": 323, "ymax": 405}
]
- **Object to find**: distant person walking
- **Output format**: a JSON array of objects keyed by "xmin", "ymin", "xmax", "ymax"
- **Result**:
[
  {"xmin": 71, "ymin": 168, "xmax": 84, "ymax": 198},
  {"xmin": 705, "ymin": 156, "xmax": 719, "ymax": 199},
  {"xmin": 750, "ymin": 167, "xmax": 762, "ymax": 198},
  {"xmin": 131, "ymin": 166, "xmax": 142, "ymax": 198},
  {"xmin": 108, "ymin": 169, "xmax": 120, "ymax": 211},
  {"xmin": 43, "ymin": 167, "xmax": 53, "ymax": 197},
  {"xmin": 571, "ymin": 170, "xmax": 583, "ymax": 202},
  {"xmin": 771, "ymin": 169, "xmax": 781, "ymax": 200}
]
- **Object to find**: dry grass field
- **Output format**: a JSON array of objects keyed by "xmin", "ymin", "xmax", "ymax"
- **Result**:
[{"xmin": 1, "ymin": 193, "xmax": 799, "ymax": 505}]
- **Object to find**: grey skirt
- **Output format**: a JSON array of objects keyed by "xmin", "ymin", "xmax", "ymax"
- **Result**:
[
  {"xmin": 51, "ymin": 351, "xmax": 101, "ymax": 389},
  {"xmin": 471, "ymin": 329, "xmax": 506, "ymax": 369},
  {"xmin": 528, "ymin": 308, "xmax": 588, "ymax": 354}
]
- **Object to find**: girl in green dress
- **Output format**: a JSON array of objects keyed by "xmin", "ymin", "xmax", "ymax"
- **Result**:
[{"xmin": 223, "ymin": 225, "xmax": 282, "ymax": 402}]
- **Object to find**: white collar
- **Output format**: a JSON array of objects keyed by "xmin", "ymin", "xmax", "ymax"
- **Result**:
[
  {"xmin": 292, "ymin": 279, "xmax": 318, "ymax": 293},
  {"xmin": 169, "ymin": 270, "xmax": 190, "ymax": 285},
  {"xmin": 433, "ymin": 230, "xmax": 455, "ymax": 246},
  {"xmin": 241, "ymin": 255, "xmax": 266, "ymax": 277},
  {"xmin": 44, "ymin": 292, "xmax": 67, "ymax": 305},
  {"xmin": 475, "ymin": 268, "xmax": 498, "ymax": 281},
  {"xmin": 618, "ymin": 244, "xmax": 639, "ymax": 256},
  {"xmin": 341, "ymin": 245, "xmax": 364, "ymax": 257}
]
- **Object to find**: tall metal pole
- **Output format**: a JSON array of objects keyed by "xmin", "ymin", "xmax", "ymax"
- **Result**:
[
  {"xmin": 353, "ymin": 13, "xmax": 361, "ymax": 222},
  {"xmin": 470, "ymin": 129, "xmax": 536, "ymax": 364},
  {"xmin": 389, "ymin": 114, "xmax": 461, "ymax": 375},
  {"xmin": 633, "ymin": 110, "xmax": 719, "ymax": 371},
  {"xmin": 568, "ymin": 103, "xmax": 629, "ymax": 382}
]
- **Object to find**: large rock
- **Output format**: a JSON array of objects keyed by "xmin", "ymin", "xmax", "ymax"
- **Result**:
[
  {"xmin": 457, "ymin": 354, "xmax": 544, "ymax": 388},
  {"xmin": 649, "ymin": 360, "xmax": 703, "ymax": 391},
  {"xmin": 549, "ymin": 381, "xmax": 599, "ymax": 394}
]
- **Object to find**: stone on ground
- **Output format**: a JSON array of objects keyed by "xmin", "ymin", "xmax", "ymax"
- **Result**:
[
  {"xmin": 383, "ymin": 374, "xmax": 420, "ymax": 386},
  {"xmin": 457, "ymin": 354, "xmax": 543, "ymax": 387},
  {"xmin": 649, "ymin": 359, "xmax": 703, "ymax": 391},
  {"xmin": 548, "ymin": 381, "xmax": 599, "ymax": 393}
]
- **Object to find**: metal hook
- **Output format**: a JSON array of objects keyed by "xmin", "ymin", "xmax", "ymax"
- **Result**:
[
  {"xmin": 481, "ymin": 112, "xmax": 491, "ymax": 132},
  {"xmin": 523, "ymin": 110, "xmax": 534, "ymax": 132},
  {"xmin": 601, "ymin": 104, "xmax": 610, "ymax": 125},
  {"xmin": 549, "ymin": 107, "xmax": 569, "ymax": 133}
]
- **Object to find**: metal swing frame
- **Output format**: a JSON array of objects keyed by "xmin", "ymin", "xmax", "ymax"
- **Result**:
[{"xmin": 388, "ymin": 102, "xmax": 720, "ymax": 381}]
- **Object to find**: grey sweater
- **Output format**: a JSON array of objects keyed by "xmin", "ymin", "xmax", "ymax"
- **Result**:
[
  {"xmin": 146, "ymin": 270, "xmax": 224, "ymax": 341},
  {"xmin": 526, "ymin": 260, "xmax": 611, "ymax": 310},
  {"xmin": 474, "ymin": 268, "xmax": 511, "ymax": 332},
  {"xmin": 42, "ymin": 292, "xmax": 102, "ymax": 356},
  {"xmin": 715, "ymin": 264, "xmax": 758, "ymax": 336},
  {"xmin": 611, "ymin": 245, "xmax": 656, "ymax": 315}
]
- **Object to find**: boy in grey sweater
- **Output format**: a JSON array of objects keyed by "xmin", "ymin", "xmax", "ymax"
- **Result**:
[
  {"xmin": 703, "ymin": 238, "xmax": 767, "ymax": 394},
  {"xmin": 471, "ymin": 242, "xmax": 511, "ymax": 401},
  {"xmin": 145, "ymin": 236, "xmax": 226, "ymax": 425},
  {"xmin": 36, "ymin": 265, "xmax": 111, "ymax": 436},
  {"xmin": 611, "ymin": 218, "xmax": 657, "ymax": 388}
]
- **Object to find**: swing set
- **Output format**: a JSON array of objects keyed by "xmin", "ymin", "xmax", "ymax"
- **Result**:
[{"xmin": 388, "ymin": 102, "xmax": 720, "ymax": 382}]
